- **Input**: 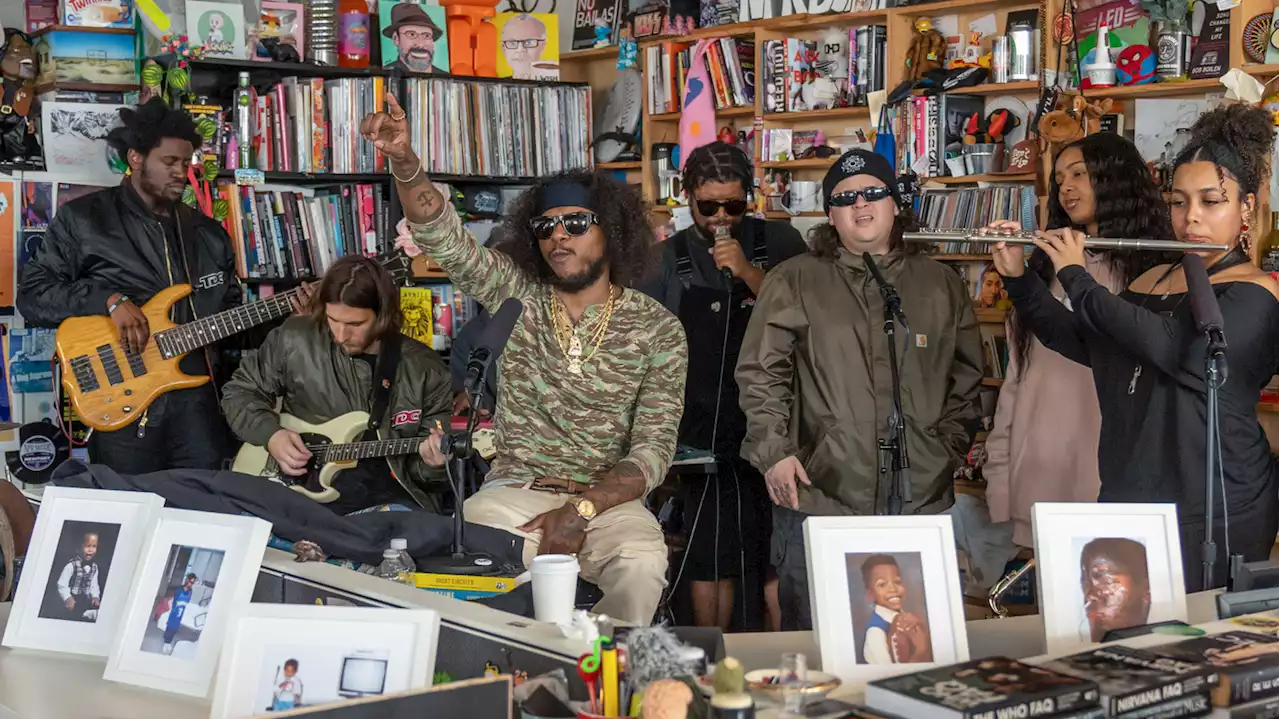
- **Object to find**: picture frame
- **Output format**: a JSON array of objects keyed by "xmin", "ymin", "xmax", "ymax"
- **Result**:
[
  {"xmin": 187, "ymin": 0, "xmax": 249, "ymax": 59},
  {"xmin": 104, "ymin": 508, "xmax": 272, "ymax": 698},
  {"xmin": 378, "ymin": 1, "xmax": 450, "ymax": 73},
  {"xmin": 210, "ymin": 604, "xmax": 442, "ymax": 718},
  {"xmin": 2, "ymin": 487, "xmax": 164, "ymax": 656},
  {"xmin": 1032, "ymin": 502, "xmax": 1188, "ymax": 656},
  {"xmin": 255, "ymin": 1, "xmax": 306, "ymax": 61},
  {"xmin": 803, "ymin": 515, "xmax": 970, "ymax": 688}
]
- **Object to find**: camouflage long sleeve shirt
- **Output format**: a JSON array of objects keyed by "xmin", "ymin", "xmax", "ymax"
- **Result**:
[{"xmin": 409, "ymin": 207, "xmax": 688, "ymax": 491}]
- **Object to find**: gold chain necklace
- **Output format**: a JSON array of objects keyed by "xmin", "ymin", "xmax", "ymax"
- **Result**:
[{"xmin": 549, "ymin": 287, "xmax": 616, "ymax": 374}]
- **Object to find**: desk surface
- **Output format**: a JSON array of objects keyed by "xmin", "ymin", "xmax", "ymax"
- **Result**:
[{"xmin": 0, "ymin": 604, "xmax": 205, "ymax": 719}]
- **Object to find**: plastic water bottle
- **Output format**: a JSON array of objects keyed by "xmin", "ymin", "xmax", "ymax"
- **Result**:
[
  {"xmin": 377, "ymin": 549, "xmax": 413, "ymax": 586},
  {"xmin": 390, "ymin": 538, "xmax": 415, "ymax": 577}
]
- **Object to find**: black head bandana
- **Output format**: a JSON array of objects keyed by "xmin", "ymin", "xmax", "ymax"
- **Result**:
[
  {"xmin": 822, "ymin": 149, "xmax": 902, "ymax": 213},
  {"xmin": 534, "ymin": 181, "xmax": 595, "ymax": 214}
]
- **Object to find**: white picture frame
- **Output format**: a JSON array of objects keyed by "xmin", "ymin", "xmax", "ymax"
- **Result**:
[
  {"xmin": 1032, "ymin": 502, "xmax": 1188, "ymax": 656},
  {"xmin": 104, "ymin": 508, "xmax": 272, "ymax": 698},
  {"xmin": 210, "ymin": 604, "xmax": 441, "ymax": 719},
  {"xmin": 2, "ymin": 487, "xmax": 165, "ymax": 656},
  {"xmin": 803, "ymin": 515, "xmax": 970, "ymax": 689}
]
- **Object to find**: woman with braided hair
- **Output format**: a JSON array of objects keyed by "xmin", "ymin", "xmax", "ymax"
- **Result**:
[
  {"xmin": 993, "ymin": 104, "xmax": 1278, "ymax": 591},
  {"xmin": 641, "ymin": 141, "xmax": 807, "ymax": 631}
]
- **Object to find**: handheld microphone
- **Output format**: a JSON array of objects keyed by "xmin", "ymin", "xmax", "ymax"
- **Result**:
[
  {"xmin": 465, "ymin": 297, "xmax": 524, "ymax": 386},
  {"xmin": 1181, "ymin": 254, "xmax": 1228, "ymax": 377},
  {"xmin": 862, "ymin": 252, "xmax": 906, "ymax": 325},
  {"xmin": 714, "ymin": 225, "xmax": 734, "ymax": 280}
]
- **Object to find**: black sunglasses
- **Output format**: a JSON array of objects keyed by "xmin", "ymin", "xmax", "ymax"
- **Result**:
[
  {"xmin": 829, "ymin": 186, "xmax": 893, "ymax": 207},
  {"xmin": 695, "ymin": 199, "xmax": 749, "ymax": 217},
  {"xmin": 529, "ymin": 211, "xmax": 599, "ymax": 240}
]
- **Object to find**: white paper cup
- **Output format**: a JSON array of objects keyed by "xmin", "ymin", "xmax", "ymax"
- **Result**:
[{"xmin": 530, "ymin": 554, "xmax": 580, "ymax": 624}]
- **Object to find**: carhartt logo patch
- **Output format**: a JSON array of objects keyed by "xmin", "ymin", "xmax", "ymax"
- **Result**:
[
  {"xmin": 392, "ymin": 410, "xmax": 421, "ymax": 427},
  {"xmin": 915, "ymin": 334, "xmax": 928, "ymax": 348},
  {"xmin": 196, "ymin": 272, "xmax": 225, "ymax": 290}
]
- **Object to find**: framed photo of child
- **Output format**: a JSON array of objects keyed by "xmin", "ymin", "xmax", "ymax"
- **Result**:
[
  {"xmin": 104, "ymin": 508, "xmax": 272, "ymax": 698},
  {"xmin": 803, "ymin": 516, "xmax": 969, "ymax": 688},
  {"xmin": 209, "ymin": 604, "xmax": 441, "ymax": 718},
  {"xmin": 2, "ymin": 487, "xmax": 164, "ymax": 657},
  {"xmin": 1032, "ymin": 503, "xmax": 1187, "ymax": 656}
]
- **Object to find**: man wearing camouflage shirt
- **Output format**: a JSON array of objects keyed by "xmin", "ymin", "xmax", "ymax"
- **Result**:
[{"xmin": 364, "ymin": 95, "xmax": 687, "ymax": 626}]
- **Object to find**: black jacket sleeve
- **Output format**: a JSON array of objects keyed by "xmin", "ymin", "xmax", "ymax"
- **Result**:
[
  {"xmin": 767, "ymin": 222, "xmax": 810, "ymax": 268},
  {"xmin": 1003, "ymin": 270, "xmax": 1092, "ymax": 367},
  {"xmin": 17, "ymin": 211, "xmax": 115, "ymax": 327}
]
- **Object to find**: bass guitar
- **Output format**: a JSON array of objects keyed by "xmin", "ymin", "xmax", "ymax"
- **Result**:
[
  {"xmin": 56, "ymin": 253, "xmax": 412, "ymax": 432},
  {"xmin": 232, "ymin": 410, "xmax": 497, "ymax": 503}
]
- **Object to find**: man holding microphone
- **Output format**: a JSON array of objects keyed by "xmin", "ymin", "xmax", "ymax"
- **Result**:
[{"xmin": 641, "ymin": 141, "xmax": 807, "ymax": 630}]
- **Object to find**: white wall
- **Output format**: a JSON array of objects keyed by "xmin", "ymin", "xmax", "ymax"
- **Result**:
[{"xmin": 0, "ymin": 3, "xmax": 26, "ymax": 33}]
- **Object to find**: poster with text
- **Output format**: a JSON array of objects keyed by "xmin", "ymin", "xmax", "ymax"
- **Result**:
[
  {"xmin": 0, "ymin": 180, "xmax": 15, "ymax": 307},
  {"xmin": 8, "ymin": 328, "xmax": 55, "ymax": 394},
  {"xmin": 492, "ymin": 13, "xmax": 559, "ymax": 80}
]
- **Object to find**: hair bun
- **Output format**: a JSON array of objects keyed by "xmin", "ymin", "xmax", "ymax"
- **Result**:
[{"xmin": 1189, "ymin": 103, "xmax": 1273, "ymax": 160}]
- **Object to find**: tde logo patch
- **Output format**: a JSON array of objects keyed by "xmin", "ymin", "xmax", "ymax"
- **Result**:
[{"xmin": 392, "ymin": 409, "xmax": 421, "ymax": 427}]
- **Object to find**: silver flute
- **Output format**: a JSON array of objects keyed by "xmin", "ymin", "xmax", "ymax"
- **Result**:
[{"xmin": 904, "ymin": 228, "xmax": 1230, "ymax": 253}]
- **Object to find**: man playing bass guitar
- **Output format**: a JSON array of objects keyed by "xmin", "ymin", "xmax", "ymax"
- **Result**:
[{"xmin": 17, "ymin": 99, "xmax": 293, "ymax": 472}]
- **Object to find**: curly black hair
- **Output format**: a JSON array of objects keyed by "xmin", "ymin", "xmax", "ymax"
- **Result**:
[
  {"xmin": 681, "ymin": 141, "xmax": 754, "ymax": 197},
  {"xmin": 1011, "ymin": 133, "xmax": 1178, "ymax": 373},
  {"xmin": 105, "ymin": 97, "xmax": 202, "ymax": 158},
  {"xmin": 1173, "ymin": 103, "xmax": 1272, "ymax": 201},
  {"xmin": 806, "ymin": 202, "xmax": 923, "ymax": 260},
  {"xmin": 501, "ymin": 169, "xmax": 654, "ymax": 288}
]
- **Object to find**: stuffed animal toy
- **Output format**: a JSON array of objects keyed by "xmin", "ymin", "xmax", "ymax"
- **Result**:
[
  {"xmin": 1037, "ymin": 93, "xmax": 1114, "ymax": 150},
  {"xmin": 904, "ymin": 18, "xmax": 947, "ymax": 81},
  {"xmin": 0, "ymin": 30, "xmax": 39, "ymax": 164}
]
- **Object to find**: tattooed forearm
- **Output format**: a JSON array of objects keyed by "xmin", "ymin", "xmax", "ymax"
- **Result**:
[
  {"xmin": 393, "ymin": 158, "xmax": 445, "ymax": 224},
  {"xmin": 582, "ymin": 461, "xmax": 648, "ymax": 514}
]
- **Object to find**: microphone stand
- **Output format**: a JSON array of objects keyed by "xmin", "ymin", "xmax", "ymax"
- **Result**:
[
  {"xmin": 418, "ymin": 347, "xmax": 500, "ymax": 576},
  {"xmin": 1200, "ymin": 329, "xmax": 1238, "ymax": 589},
  {"xmin": 876, "ymin": 282, "xmax": 912, "ymax": 516}
]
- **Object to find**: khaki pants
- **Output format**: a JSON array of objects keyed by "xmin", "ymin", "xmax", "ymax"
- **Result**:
[{"xmin": 464, "ymin": 486, "xmax": 668, "ymax": 626}]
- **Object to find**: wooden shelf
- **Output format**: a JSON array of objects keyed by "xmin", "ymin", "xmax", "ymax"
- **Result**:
[
  {"xmin": 930, "ymin": 253, "xmax": 991, "ymax": 261},
  {"xmin": 1088, "ymin": 78, "xmax": 1225, "ymax": 99},
  {"xmin": 974, "ymin": 307, "xmax": 1008, "ymax": 324},
  {"xmin": 766, "ymin": 9, "xmax": 890, "ymax": 30},
  {"xmin": 1243, "ymin": 64, "xmax": 1278, "ymax": 79},
  {"xmin": 31, "ymin": 24, "xmax": 135, "ymax": 37},
  {"xmin": 762, "ymin": 106, "xmax": 870, "ymax": 122},
  {"xmin": 982, "ymin": 377, "xmax": 1005, "ymax": 387},
  {"xmin": 765, "ymin": 211, "xmax": 826, "ymax": 218},
  {"xmin": 182, "ymin": 57, "xmax": 589, "ymax": 88},
  {"xmin": 897, "ymin": 0, "xmax": 1039, "ymax": 14},
  {"xmin": 927, "ymin": 173, "xmax": 1036, "ymax": 184},
  {"xmin": 562, "ymin": 45, "xmax": 621, "ymax": 62},
  {"xmin": 650, "ymin": 205, "xmax": 674, "ymax": 213},
  {"xmin": 760, "ymin": 158, "xmax": 837, "ymax": 169},
  {"xmin": 915, "ymin": 80, "xmax": 1040, "ymax": 96},
  {"xmin": 35, "ymin": 81, "xmax": 140, "ymax": 94},
  {"xmin": 650, "ymin": 105, "xmax": 755, "ymax": 122},
  {"xmin": 597, "ymin": 161, "xmax": 643, "ymax": 170}
]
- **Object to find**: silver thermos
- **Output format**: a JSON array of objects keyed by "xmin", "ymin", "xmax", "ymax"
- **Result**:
[
  {"xmin": 1007, "ymin": 21, "xmax": 1037, "ymax": 82},
  {"xmin": 309, "ymin": 0, "xmax": 339, "ymax": 66}
]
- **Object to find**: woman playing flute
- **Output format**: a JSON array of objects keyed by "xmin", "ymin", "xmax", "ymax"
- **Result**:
[
  {"xmin": 983, "ymin": 133, "xmax": 1179, "ymax": 552},
  {"xmin": 990, "ymin": 105, "xmax": 1278, "ymax": 591}
]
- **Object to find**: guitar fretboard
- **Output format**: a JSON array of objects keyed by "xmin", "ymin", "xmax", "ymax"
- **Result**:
[
  {"xmin": 154, "ymin": 287, "xmax": 301, "ymax": 358},
  {"xmin": 312, "ymin": 436, "xmax": 427, "ymax": 463}
]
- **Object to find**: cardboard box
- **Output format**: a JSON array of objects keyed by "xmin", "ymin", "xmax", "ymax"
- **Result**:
[{"xmin": 61, "ymin": 0, "xmax": 134, "ymax": 28}]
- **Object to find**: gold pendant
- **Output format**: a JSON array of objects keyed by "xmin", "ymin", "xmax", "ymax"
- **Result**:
[
  {"xmin": 568, "ymin": 335, "xmax": 583, "ymax": 358},
  {"xmin": 568, "ymin": 357, "xmax": 583, "ymax": 374}
]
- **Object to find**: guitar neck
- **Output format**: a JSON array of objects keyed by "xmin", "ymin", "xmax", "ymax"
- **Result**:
[
  {"xmin": 154, "ymin": 287, "xmax": 300, "ymax": 357},
  {"xmin": 313, "ymin": 436, "xmax": 426, "ymax": 463}
]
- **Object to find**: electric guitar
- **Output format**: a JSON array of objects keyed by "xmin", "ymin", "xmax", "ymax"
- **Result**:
[
  {"xmin": 232, "ymin": 410, "xmax": 497, "ymax": 503},
  {"xmin": 56, "ymin": 253, "xmax": 413, "ymax": 432}
]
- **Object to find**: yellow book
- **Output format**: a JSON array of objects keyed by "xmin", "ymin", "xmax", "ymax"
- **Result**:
[
  {"xmin": 413, "ymin": 573, "xmax": 518, "ymax": 593},
  {"xmin": 400, "ymin": 287, "xmax": 434, "ymax": 345}
]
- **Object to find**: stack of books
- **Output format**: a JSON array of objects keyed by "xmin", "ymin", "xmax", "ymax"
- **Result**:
[{"xmin": 644, "ymin": 37, "xmax": 754, "ymax": 114}]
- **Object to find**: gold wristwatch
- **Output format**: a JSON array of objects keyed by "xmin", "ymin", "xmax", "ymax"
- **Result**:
[{"xmin": 569, "ymin": 497, "xmax": 597, "ymax": 521}]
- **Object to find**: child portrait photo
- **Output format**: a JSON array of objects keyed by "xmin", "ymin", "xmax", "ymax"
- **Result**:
[
  {"xmin": 37, "ymin": 520, "xmax": 121, "ymax": 624},
  {"xmin": 379, "ymin": 2, "xmax": 449, "ymax": 74},
  {"xmin": 257, "ymin": 647, "xmax": 393, "ymax": 713},
  {"xmin": 140, "ymin": 544, "xmax": 225, "ymax": 659},
  {"xmin": 846, "ymin": 552, "xmax": 933, "ymax": 664},
  {"xmin": 493, "ymin": 12, "xmax": 560, "ymax": 80},
  {"xmin": 803, "ymin": 516, "xmax": 968, "ymax": 686},
  {"xmin": 1032, "ymin": 503, "xmax": 1186, "ymax": 655}
]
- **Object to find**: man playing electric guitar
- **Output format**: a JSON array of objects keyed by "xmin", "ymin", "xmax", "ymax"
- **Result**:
[
  {"xmin": 17, "ymin": 99, "xmax": 292, "ymax": 472},
  {"xmin": 221, "ymin": 255, "xmax": 453, "ymax": 515}
]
